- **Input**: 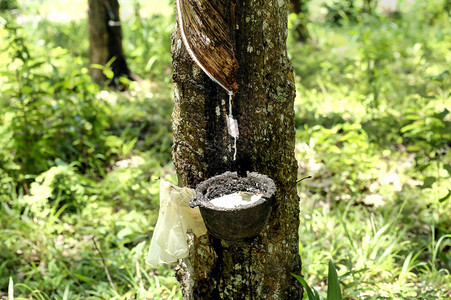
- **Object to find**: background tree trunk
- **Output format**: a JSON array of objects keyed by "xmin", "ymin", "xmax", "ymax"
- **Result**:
[
  {"xmin": 289, "ymin": 0, "xmax": 310, "ymax": 42},
  {"xmin": 171, "ymin": 0, "xmax": 302, "ymax": 298},
  {"xmin": 88, "ymin": 0, "xmax": 131, "ymax": 88}
]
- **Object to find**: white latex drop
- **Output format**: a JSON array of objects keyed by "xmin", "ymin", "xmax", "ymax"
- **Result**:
[
  {"xmin": 177, "ymin": 0, "xmax": 231, "ymax": 93},
  {"xmin": 178, "ymin": 3, "xmax": 238, "ymax": 161},
  {"xmin": 226, "ymin": 92, "xmax": 239, "ymax": 160}
]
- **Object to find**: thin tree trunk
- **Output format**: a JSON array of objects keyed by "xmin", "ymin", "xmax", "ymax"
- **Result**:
[
  {"xmin": 88, "ymin": 0, "xmax": 131, "ymax": 88},
  {"xmin": 289, "ymin": 0, "xmax": 303, "ymax": 13},
  {"xmin": 289, "ymin": 0, "xmax": 310, "ymax": 42},
  {"xmin": 362, "ymin": 0, "xmax": 377, "ymax": 15},
  {"xmin": 171, "ymin": 0, "xmax": 302, "ymax": 298}
]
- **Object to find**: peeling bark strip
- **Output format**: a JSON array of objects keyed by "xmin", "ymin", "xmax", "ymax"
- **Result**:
[
  {"xmin": 176, "ymin": 0, "xmax": 239, "ymax": 94},
  {"xmin": 172, "ymin": 0, "xmax": 302, "ymax": 299}
]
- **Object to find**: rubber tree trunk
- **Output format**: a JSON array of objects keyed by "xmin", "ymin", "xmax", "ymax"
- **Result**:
[
  {"xmin": 289, "ymin": 0, "xmax": 310, "ymax": 42},
  {"xmin": 171, "ymin": 0, "xmax": 303, "ymax": 298},
  {"xmin": 88, "ymin": 0, "xmax": 131, "ymax": 88}
]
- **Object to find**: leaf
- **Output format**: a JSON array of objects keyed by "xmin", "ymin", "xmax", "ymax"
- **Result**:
[
  {"xmin": 28, "ymin": 60, "xmax": 45, "ymax": 69},
  {"xmin": 406, "ymin": 145, "xmax": 422, "ymax": 152},
  {"xmin": 21, "ymin": 86, "xmax": 33, "ymax": 94},
  {"xmin": 291, "ymin": 273, "xmax": 319, "ymax": 300},
  {"xmin": 103, "ymin": 68, "xmax": 114, "ymax": 79},
  {"xmin": 400, "ymin": 121, "xmax": 423, "ymax": 134},
  {"xmin": 425, "ymin": 70, "xmax": 450, "ymax": 82},
  {"xmin": 62, "ymin": 285, "xmax": 69, "ymax": 300},
  {"xmin": 73, "ymin": 273, "xmax": 95, "ymax": 284},
  {"xmin": 8, "ymin": 277, "xmax": 13, "ymax": 300},
  {"xmin": 422, "ymin": 176, "xmax": 436, "ymax": 189},
  {"xmin": 439, "ymin": 190, "xmax": 450, "ymax": 203},
  {"xmin": 403, "ymin": 114, "xmax": 422, "ymax": 121},
  {"xmin": 90, "ymin": 63, "xmax": 105, "ymax": 70},
  {"xmin": 399, "ymin": 251, "xmax": 413, "ymax": 282},
  {"xmin": 327, "ymin": 260, "xmax": 342, "ymax": 300},
  {"xmin": 121, "ymin": 137, "xmax": 138, "ymax": 157},
  {"xmin": 119, "ymin": 76, "xmax": 131, "ymax": 85},
  {"xmin": 0, "ymin": 71, "xmax": 17, "ymax": 79},
  {"xmin": 117, "ymin": 227, "xmax": 134, "ymax": 239},
  {"xmin": 146, "ymin": 56, "xmax": 157, "ymax": 71},
  {"xmin": 105, "ymin": 56, "xmax": 117, "ymax": 68}
]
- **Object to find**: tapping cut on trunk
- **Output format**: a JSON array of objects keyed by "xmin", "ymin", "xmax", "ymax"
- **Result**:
[{"xmin": 176, "ymin": 0, "xmax": 239, "ymax": 95}]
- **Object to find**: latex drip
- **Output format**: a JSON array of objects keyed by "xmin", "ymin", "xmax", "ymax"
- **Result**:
[
  {"xmin": 226, "ymin": 92, "xmax": 239, "ymax": 161},
  {"xmin": 177, "ymin": 0, "xmax": 239, "ymax": 161}
]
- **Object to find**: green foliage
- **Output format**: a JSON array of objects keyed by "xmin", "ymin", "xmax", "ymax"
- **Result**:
[
  {"xmin": 292, "ymin": 260, "xmax": 342, "ymax": 300},
  {"xmin": 297, "ymin": 122, "xmax": 381, "ymax": 202},
  {"xmin": 19, "ymin": 163, "xmax": 93, "ymax": 215},
  {"xmin": 0, "ymin": 3, "xmax": 177, "ymax": 297},
  {"xmin": 0, "ymin": 18, "xmax": 115, "ymax": 180},
  {"xmin": 124, "ymin": 1, "xmax": 173, "ymax": 81},
  {"xmin": 292, "ymin": 1, "xmax": 450, "ymax": 298},
  {"xmin": 292, "ymin": 273, "xmax": 320, "ymax": 300},
  {"xmin": 327, "ymin": 260, "xmax": 342, "ymax": 300},
  {"xmin": 401, "ymin": 108, "xmax": 450, "ymax": 164},
  {"xmin": 323, "ymin": 0, "xmax": 360, "ymax": 24},
  {"xmin": 0, "ymin": 0, "xmax": 18, "ymax": 10}
]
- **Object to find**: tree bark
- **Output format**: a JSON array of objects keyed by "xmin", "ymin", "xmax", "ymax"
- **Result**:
[
  {"xmin": 290, "ymin": 0, "xmax": 306, "ymax": 15},
  {"xmin": 88, "ymin": 0, "xmax": 131, "ymax": 88},
  {"xmin": 171, "ymin": 0, "xmax": 302, "ymax": 299},
  {"xmin": 289, "ymin": 0, "xmax": 310, "ymax": 42}
]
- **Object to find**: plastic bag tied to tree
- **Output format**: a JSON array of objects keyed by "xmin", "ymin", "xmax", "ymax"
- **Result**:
[{"xmin": 146, "ymin": 180, "xmax": 207, "ymax": 266}]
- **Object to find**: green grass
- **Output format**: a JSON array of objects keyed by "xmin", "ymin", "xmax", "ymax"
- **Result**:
[
  {"xmin": 1, "ymin": 0, "xmax": 450, "ymax": 298},
  {"xmin": 292, "ymin": 1, "xmax": 450, "ymax": 297}
]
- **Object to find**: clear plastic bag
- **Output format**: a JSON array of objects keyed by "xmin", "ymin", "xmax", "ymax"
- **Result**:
[{"xmin": 146, "ymin": 180, "xmax": 207, "ymax": 266}]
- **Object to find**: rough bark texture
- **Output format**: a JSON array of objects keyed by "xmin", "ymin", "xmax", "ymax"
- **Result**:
[
  {"xmin": 172, "ymin": 0, "xmax": 302, "ymax": 298},
  {"xmin": 88, "ymin": 0, "xmax": 131, "ymax": 87}
]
